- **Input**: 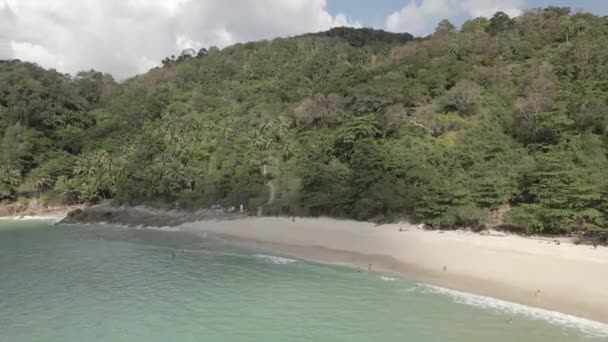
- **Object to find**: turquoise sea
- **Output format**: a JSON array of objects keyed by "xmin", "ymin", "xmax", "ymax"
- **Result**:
[{"xmin": 1, "ymin": 219, "xmax": 607, "ymax": 342}]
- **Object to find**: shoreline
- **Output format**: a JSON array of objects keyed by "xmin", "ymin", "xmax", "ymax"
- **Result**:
[
  {"xmin": 12, "ymin": 206, "xmax": 608, "ymax": 324},
  {"xmin": 0, "ymin": 208, "xmax": 75, "ymax": 221},
  {"xmin": 0, "ymin": 199, "xmax": 82, "ymax": 221},
  {"xmin": 178, "ymin": 216, "xmax": 608, "ymax": 323},
  {"xmin": 0, "ymin": 213, "xmax": 67, "ymax": 221}
]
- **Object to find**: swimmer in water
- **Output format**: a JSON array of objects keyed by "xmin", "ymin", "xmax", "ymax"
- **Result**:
[{"xmin": 172, "ymin": 251, "xmax": 176, "ymax": 259}]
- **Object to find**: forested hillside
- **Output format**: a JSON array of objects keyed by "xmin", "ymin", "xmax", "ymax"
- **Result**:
[{"xmin": 2, "ymin": 8, "xmax": 608, "ymax": 235}]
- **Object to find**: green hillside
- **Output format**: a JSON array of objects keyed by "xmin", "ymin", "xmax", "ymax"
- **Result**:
[{"xmin": 2, "ymin": 7, "xmax": 608, "ymax": 235}]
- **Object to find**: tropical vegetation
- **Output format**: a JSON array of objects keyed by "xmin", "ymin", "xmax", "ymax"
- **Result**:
[{"xmin": 2, "ymin": 7, "xmax": 608, "ymax": 236}]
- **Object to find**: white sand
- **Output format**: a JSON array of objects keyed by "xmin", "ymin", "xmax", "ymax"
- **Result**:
[
  {"xmin": 180, "ymin": 216, "xmax": 608, "ymax": 323},
  {"xmin": 0, "ymin": 212, "xmax": 67, "ymax": 221}
]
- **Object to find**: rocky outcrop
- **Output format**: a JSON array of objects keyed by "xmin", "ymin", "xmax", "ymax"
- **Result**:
[{"xmin": 61, "ymin": 205, "xmax": 247, "ymax": 227}]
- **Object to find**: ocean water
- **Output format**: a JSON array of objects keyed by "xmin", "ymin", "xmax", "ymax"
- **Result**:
[{"xmin": 1, "ymin": 220, "xmax": 607, "ymax": 342}]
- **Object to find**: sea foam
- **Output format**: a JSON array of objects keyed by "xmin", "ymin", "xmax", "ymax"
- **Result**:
[
  {"xmin": 255, "ymin": 254, "xmax": 299, "ymax": 264},
  {"xmin": 421, "ymin": 284, "xmax": 608, "ymax": 338},
  {"xmin": 78, "ymin": 221, "xmax": 184, "ymax": 232}
]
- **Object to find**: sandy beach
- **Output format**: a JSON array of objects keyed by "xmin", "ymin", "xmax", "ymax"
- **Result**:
[
  {"xmin": 0, "ymin": 213, "xmax": 66, "ymax": 221},
  {"xmin": 179, "ymin": 217, "xmax": 608, "ymax": 323},
  {"xmin": 0, "ymin": 202, "xmax": 82, "ymax": 221}
]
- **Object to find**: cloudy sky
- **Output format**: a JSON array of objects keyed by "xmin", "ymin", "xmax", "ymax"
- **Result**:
[{"xmin": 1, "ymin": 0, "xmax": 606, "ymax": 79}]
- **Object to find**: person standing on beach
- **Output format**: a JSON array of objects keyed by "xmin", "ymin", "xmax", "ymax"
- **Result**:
[{"xmin": 238, "ymin": 189, "xmax": 249, "ymax": 213}]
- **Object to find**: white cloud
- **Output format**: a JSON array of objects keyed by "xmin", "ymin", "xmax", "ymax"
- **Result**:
[
  {"xmin": 0, "ymin": 0, "xmax": 359, "ymax": 78},
  {"xmin": 461, "ymin": 0, "xmax": 522, "ymax": 18},
  {"xmin": 386, "ymin": 0, "xmax": 452, "ymax": 35},
  {"xmin": 386, "ymin": 0, "xmax": 523, "ymax": 35},
  {"xmin": 10, "ymin": 41, "xmax": 65, "ymax": 70},
  {"xmin": 176, "ymin": 35, "xmax": 202, "ymax": 51}
]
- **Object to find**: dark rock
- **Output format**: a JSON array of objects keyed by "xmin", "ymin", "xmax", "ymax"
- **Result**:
[
  {"xmin": 59, "ymin": 205, "xmax": 247, "ymax": 227},
  {"xmin": 66, "ymin": 208, "xmax": 83, "ymax": 219}
]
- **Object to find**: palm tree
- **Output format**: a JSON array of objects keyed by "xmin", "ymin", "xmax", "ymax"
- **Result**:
[
  {"xmin": 72, "ymin": 150, "xmax": 121, "ymax": 201},
  {"xmin": 559, "ymin": 16, "xmax": 576, "ymax": 42},
  {"xmin": 54, "ymin": 176, "xmax": 79, "ymax": 204},
  {"xmin": 33, "ymin": 173, "xmax": 53, "ymax": 191},
  {"xmin": 275, "ymin": 115, "xmax": 292, "ymax": 141},
  {"xmin": 575, "ymin": 18, "xmax": 589, "ymax": 35},
  {"xmin": 252, "ymin": 130, "xmax": 272, "ymax": 151},
  {"xmin": 0, "ymin": 164, "xmax": 21, "ymax": 186},
  {"xmin": 260, "ymin": 120, "xmax": 274, "ymax": 135}
]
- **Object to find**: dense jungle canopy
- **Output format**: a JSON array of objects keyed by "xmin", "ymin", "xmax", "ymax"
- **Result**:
[{"xmin": 2, "ymin": 7, "xmax": 608, "ymax": 234}]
